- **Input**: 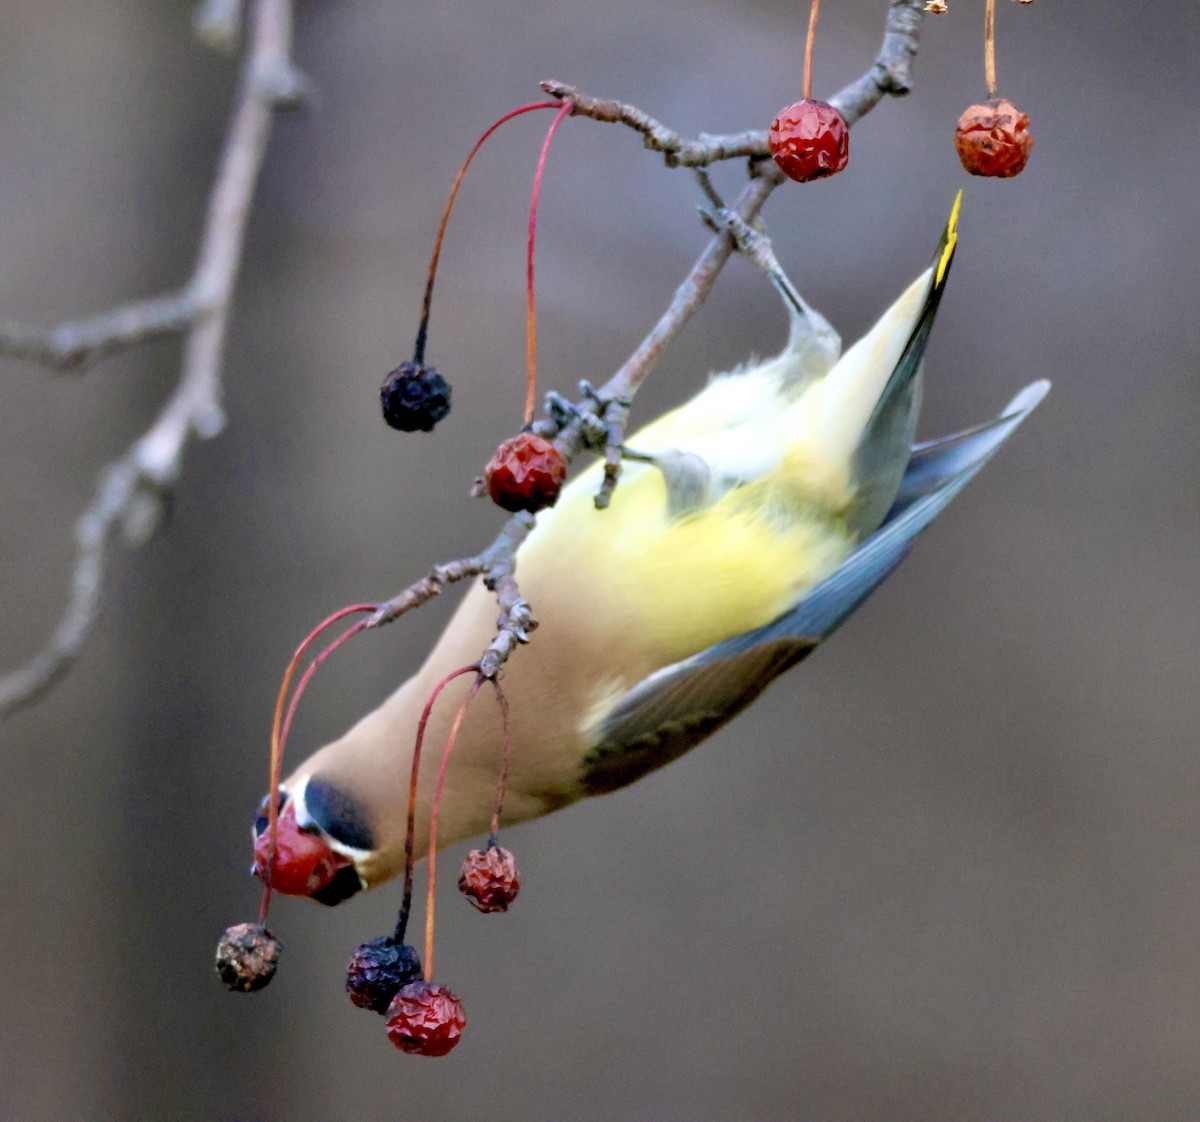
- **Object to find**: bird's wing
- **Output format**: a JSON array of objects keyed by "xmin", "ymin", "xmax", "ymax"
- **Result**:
[{"xmin": 580, "ymin": 379, "xmax": 1049, "ymax": 795}]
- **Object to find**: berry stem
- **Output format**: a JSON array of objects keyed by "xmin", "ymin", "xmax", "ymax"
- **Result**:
[
  {"xmin": 803, "ymin": 0, "xmax": 821, "ymax": 102},
  {"xmin": 277, "ymin": 621, "xmax": 369, "ymax": 766},
  {"xmin": 393, "ymin": 663, "xmax": 481, "ymax": 945},
  {"xmin": 486, "ymin": 678, "xmax": 512, "ymax": 847},
  {"xmin": 412, "ymin": 100, "xmax": 564, "ymax": 366},
  {"xmin": 525, "ymin": 102, "xmax": 573, "ymax": 425},
  {"xmin": 424, "ymin": 677, "xmax": 484, "ymax": 982},
  {"xmin": 984, "ymin": 0, "xmax": 997, "ymax": 98},
  {"xmin": 260, "ymin": 603, "xmax": 376, "ymax": 923}
]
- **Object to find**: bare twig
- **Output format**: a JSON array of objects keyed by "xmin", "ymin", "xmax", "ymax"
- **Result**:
[
  {"xmin": 0, "ymin": 0, "xmax": 303, "ymax": 716},
  {"xmin": 542, "ymin": 79, "xmax": 770, "ymax": 169},
  {"xmin": 0, "ymin": 291, "xmax": 206, "ymax": 372},
  {"xmin": 194, "ymin": 0, "xmax": 247, "ymax": 53},
  {"xmin": 590, "ymin": 0, "xmax": 925, "ymax": 506},
  {"xmin": 542, "ymin": 0, "xmax": 921, "ymax": 171},
  {"xmin": 3, "ymin": 0, "xmax": 926, "ymax": 711}
]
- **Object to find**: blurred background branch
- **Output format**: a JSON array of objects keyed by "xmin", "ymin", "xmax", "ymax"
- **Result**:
[
  {"xmin": 0, "ymin": 0, "xmax": 925, "ymax": 715},
  {"xmin": 0, "ymin": 0, "xmax": 301, "ymax": 715}
]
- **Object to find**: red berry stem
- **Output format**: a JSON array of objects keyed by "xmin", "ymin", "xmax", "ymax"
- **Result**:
[
  {"xmin": 260, "ymin": 603, "xmax": 376, "ymax": 923},
  {"xmin": 525, "ymin": 102, "xmax": 573, "ymax": 425},
  {"xmin": 803, "ymin": 0, "xmax": 821, "ymax": 102},
  {"xmin": 486, "ymin": 677, "xmax": 512, "ymax": 847},
  {"xmin": 277, "ymin": 620, "xmax": 369, "ymax": 768},
  {"xmin": 984, "ymin": 0, "xmax": 997, "ymax": 98},
  {"xmin": 424, "ymin": 677, "xmax": 484, "ymax": 982},
  {"xmin": 394, "ymin": 663, "xmax": 481, "ymax": 945},
  {"xmin": 412, "ymin": 100, "xmax": 564, "ymax": 366}
]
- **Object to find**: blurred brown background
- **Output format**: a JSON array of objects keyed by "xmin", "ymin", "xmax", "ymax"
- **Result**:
[{"xmin": 1, "ymin": 1, "xmax": 1198, "ymax": 1119}]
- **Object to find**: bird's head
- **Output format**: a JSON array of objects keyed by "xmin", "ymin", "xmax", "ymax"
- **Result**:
[{"xmin": 252, "ymin": 774, "xmax": 374, "ymax": 905}]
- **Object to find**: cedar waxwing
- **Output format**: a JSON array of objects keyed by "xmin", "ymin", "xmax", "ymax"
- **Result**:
[{"xmin": 254, "ymin": 196, "xmax": 1048, "ymax": 905}]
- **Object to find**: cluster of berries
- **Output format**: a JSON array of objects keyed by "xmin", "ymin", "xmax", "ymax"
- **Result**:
[
  {"xmin": 341, "ymin": 843, "xmax": 520, "ymax": 1056},
  {"xmin": 218, "ymin": 843, "xmax": 519, "ymax": 1056},
  {"xmin": 376, "ymin": 96, "xmax": 573, "ymax": 515},
  {"xmin": 767, "ymin": 0, "xmax": 1034, "ymax": 185}
]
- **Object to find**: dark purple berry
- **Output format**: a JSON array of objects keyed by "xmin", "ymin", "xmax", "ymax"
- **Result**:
[
  {"xmin": 346, "ymin": 936, "xmax": 423, "ymax": 1014},
  {"xmin": 215, "ymin": 922, "xmax": 281, "ymax": 993},
  {"xmin": 380, "ymin": 361, "xmax": 452, "ymax": 433}
]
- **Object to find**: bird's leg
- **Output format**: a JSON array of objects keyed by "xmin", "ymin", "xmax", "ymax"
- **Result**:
[
  {"xmin": 699, "ymin": 206, "xmax": 841, "ymax": 374},
  {"xmin": 537, "ymin": 389, "xmax": 609, "ymax": 447},
  {"xmin": 621, "ymin": 446, "xmax": 711, "ymax": 517}
]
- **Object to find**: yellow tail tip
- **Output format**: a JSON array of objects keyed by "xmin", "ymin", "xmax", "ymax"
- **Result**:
[{"xmin": 936, "ymin": 190, "xmax": 962, "ymax": 287}]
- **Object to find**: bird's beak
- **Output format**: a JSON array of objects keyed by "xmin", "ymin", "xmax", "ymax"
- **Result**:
[{"xmin": 251, "ymin": 781, "xmax": 366, "ymax": 906}]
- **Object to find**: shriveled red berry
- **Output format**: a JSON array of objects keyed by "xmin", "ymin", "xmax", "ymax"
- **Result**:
[
  {"xmin": 215, "ymin": 922, "xmax": 281, "ymax": 993},
  {"xmin": 954, "ymin": 98, "xmax": 1033, "ymax": 178},
  {"xmin": 385, "ymin": 982, "xmax": 466, "ymax": 1057},
  {"xmin": 484, "ymin": 432, "xmax": 567, "ymax": 513},
  {"xmin": 252, "ymin": 802, "xmax": 351, "ymax": 897},
  {"xmin": 458, "ymin": 845, "xmax": 520, "ymax": 913},
  {"xmin": 768, "ymin": 100, "xmax": 849, "ymax": 183},
  {"xmin": 346, "ymin": 937, "xmax": 423, "ymax": 1014},
  {"xmin": 380, "ymin": 361, "xmax": 452, "ymax": 432}
]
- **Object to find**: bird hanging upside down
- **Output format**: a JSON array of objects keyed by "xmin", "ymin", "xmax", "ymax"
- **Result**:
[{"xmin": 253, "ymin": 196, "xmax": 1048, "ymax": 906}]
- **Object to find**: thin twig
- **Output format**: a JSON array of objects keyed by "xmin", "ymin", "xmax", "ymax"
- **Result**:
[
  {"xmin": 0, "ymin": 291, "xmax": 207, "ymax": 372},
  {"xmin": 0, "ymin": 0, "xmax": 304, "ymax": 717},
  {"xmin": 542, "ymin": 80, "xmax": 770, "ymax": 169}
]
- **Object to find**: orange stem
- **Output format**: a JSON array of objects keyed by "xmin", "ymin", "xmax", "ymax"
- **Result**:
[
  {"xmin": 424, "ymin": 677, "xmax": 483, "ymax": 981},
  {"xmin": 984, "ymin": 0, "xmax": 997, "ymax": 98},
  {"xmin": 258, "ymin": 603, "xmax": 375, "ymax": 923},
  {"xmin": 803, "ymin": 0, "xmax": 821, "ymax": 101},
  {"xmin": 393, "ymin": 663, "xmax": 480, "ymax": 945},
  {"xmin": 487, "ymin": 678, "xmax": 512, "ymax": 845},
  {"xmin": 524, "ymin": 102, "xmax": 573, "ymax": 424}
]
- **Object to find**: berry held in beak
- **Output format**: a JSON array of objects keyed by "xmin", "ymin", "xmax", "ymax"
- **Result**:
[{"xmin": 252, "ymin": 798, "xmax": 353, "ymax": 898}]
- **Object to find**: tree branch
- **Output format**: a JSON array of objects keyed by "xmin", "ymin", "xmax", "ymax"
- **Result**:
[
  {"xmin": 378, "ymin": 0, "xmax": 928, "ymax": 677},
  {"xmin": 0, "ymin": 0, "xmax": 303, "ymax": 716}
]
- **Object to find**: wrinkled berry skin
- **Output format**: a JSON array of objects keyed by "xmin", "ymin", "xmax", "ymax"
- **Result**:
[
  {"xmin": 380, "ymin": 361, "xmax": 452, "ymax": 432},
  {"xmin": 215, "ymin": 922, "xmax": 281, "ymax": 993},
  {"xmin": 252, "ymin": 802, "xmax": 350, "ymax": 897},
  {"xmin": 484, "ymin": 433, "xmax": 567, "ymax": 513},
  {"xmin": 458, "ymin": 845, "xmax": 520, "ymax": 913},
  {"xmin": 346, "ymin": 937, "xmax": 423, "ymax": 1014},
  {"xmin": 954, "ymin": 98, "xmax": 1033, "ymax": 178},
  {"xmin": 386, "ymin": 982, "xmax": 467, "ymax": 1057},
  {"xmin": 768, "ymin": 100, "xmax": 849, "ymax": 183}
]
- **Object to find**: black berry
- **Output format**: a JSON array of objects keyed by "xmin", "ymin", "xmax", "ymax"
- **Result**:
[
  {"xmin": 346, "ymin": 936, "xmax": 423, "ymax": 1014},
  {"xmin": 380, "ymin": 361, "xmax": 452, "ymax": 433}
]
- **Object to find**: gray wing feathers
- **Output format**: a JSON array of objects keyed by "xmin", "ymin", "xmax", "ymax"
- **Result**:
[{"xmin": 583, "ymin": 381, "xmax": 1049, "ymax": 793}]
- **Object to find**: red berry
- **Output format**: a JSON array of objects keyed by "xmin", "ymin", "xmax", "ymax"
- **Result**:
[
  {"xmin": 215, "ymin": 922, "xmax": 281, "ymax": 993},
  {"xmin": 954, "ymin": 98, "xmax": 1033, "ymax": 178},
  {"xmin": 458, "ymin": 845, "xmax": 520, "ymax": 913},
  {"xmin": 385, "ymin": 982, "xmax": 466, "ymax": 1057},
  {"xmin": 768, "ymin": 100, "xmax": 849, "ymax": 183},
  {"xmin": 484, "ymin": 433, "xmax": 567, "ymax": 513},
  {"xmin": 346, "ymin": 937, "xmax": 423, "ymax": 1014},
  {"xmin": 252, "ymin": 802, "xmax": 350, "ymax": 897}
]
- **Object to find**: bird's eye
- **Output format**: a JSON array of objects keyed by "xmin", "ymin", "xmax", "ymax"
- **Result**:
[{"xmin": 252, "ymin": 789, "xmax": 287, "ymax": 836}]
